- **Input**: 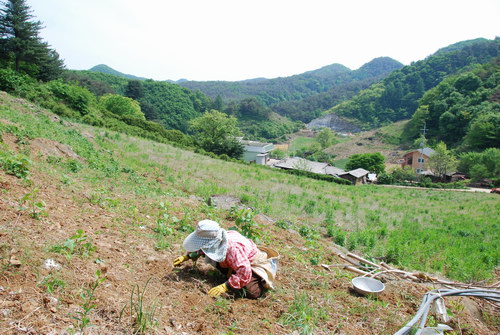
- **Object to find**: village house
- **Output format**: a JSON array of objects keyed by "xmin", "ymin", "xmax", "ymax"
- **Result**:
[
  {"xmin": 271, "ymin": 157, "xmax": 376, "ymax": 185},
  {"xmin": 272, "ymin": 157, "xmax": 329, "ymax": 174},
  {"xmin": 240, "ymin": 140, "xmax": 274, "ymax": 165},
  {"xmin": 338, "ymin": 168, "xmax": 370, "ymax": 185},
  {"xmin": 401, "ymin": 147, "xmax": 435, "ymax": 173},
  {"xmin": 271, "ymin": 157, "xmax": 348, "ymax": 176}
]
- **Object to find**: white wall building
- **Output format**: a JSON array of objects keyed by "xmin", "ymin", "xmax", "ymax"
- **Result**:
[{"xmin": 241, "ymin": 140, "xmax": 274, "ymax": 165}]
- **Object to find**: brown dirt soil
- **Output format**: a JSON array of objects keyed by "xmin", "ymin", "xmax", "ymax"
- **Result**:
[
  {"xmin": 326, "ymin": 130, "xmax": 405, "ymax": 164},
  {"xmin": 29, "ymin": 138, "xmax": 83, "ymax": 162},
  {"xmin": 0, "ymin": 128, "xmax": 497, "ymax": 335},
  {"xmin": 1, "ymin": 133, "xmax": 19, "ymax": 152}
]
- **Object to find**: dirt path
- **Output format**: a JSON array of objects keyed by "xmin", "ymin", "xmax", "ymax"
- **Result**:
[{"xmin": 378, "ymin": 184, "xmax": 492, "ymax": 193}]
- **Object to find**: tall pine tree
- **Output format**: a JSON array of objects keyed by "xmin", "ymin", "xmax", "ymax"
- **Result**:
[{"xmin": 0, "ymin": 0, "xmax": 63, "ymax": 80}]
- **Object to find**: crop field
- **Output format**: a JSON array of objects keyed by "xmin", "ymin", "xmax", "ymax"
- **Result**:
[{"xmin": 1, "ymin": 95, "xmax": 499, "ymax": 334}]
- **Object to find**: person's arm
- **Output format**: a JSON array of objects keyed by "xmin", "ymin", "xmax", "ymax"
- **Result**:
[{"xmin": 225, "ymin": 246, "xmax": 253, "ymax": 290}]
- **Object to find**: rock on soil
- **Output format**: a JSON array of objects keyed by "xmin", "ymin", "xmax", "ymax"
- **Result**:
[
  {"xmin": 208, "ymin": 194, "xmax": 244, "ymax": 210},
  {"xmin": 30, "ymin": 138, "xmax": 83, "ymax": 161}
]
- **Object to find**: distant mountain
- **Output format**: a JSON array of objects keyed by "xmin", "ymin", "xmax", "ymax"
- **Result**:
[
  {"xmin": 177, "ymin": 58, "xmax": 403, "ymax": 108},
  {"xmin": 326, "ymin": 38, "xmax": 499, "ymax": 128},
  {"xmin": 269, "ymin": 57, "xmax": 404, "ymax": 122},
  {"xmin": 89, "ymin": 64, "xmax": 147, "ymax": 81},
  {"xmin": 356, "ymin": 57, "xmax": 406, "ymax": 77}
]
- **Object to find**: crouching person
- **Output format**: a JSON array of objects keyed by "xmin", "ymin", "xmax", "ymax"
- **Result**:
[{"xmin": 173, "ymin": 220, "xmax": 278, "ymax": 299}]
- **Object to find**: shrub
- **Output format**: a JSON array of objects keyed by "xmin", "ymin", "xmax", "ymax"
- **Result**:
[
  {"xmin": 459, "ymin": 148, "xmax": 500, "ymax": 181},
  {"xmin": 0, "ymin": 68, "xmax": 35, "ymax": 93},
  {"xmin": 281, "ymin": 168, "xmax": 351, "ymax": 185},
  {"xmin": 0, "ymin": 151, "xmax": 31, "ymax": 178},
  {"xmin": 45, "ymin": 80, "xmax": 96, "ymax": 115},
  {"xmin": 82, "ymin": 109, "xmax": 105, "ymax": 127},
  {"xmin": 41, "ymin": 100, "xmax": 80, "ymax": 118},
  {"xmin": 99, "ymin": 94, "xmax": 144, "ymax": 120},
  {"xmin": 346, "ymin": 152, "xmax": 385, "ymax": 174}
]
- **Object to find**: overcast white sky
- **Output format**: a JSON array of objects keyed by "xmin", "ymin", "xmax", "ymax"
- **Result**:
[{"xmin": 29, "ymin": 0, "xmax": 499, "ymax": 81}]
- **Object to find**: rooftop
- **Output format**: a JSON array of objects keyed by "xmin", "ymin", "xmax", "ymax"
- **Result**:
[
  {"xmin": 340, "ymin": 168, "xmax": 370, "ymax": 178},
  {"xmin": 274, "ymin": 157, "xmax": 328, "ymax": 174},
  {"xmin": 240, "ymin": 140, "xmax": 273, "ymax": 147},
  {"xmin": 405, "ymin": 147, "xmax": 435, "ymax": 157}
]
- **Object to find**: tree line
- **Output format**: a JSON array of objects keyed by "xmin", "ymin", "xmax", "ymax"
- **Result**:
[{"xmin": 0, "ymin": 0, "xmax": 63, "ymax": 81}]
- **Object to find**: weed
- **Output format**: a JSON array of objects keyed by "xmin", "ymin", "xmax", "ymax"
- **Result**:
[
  {"xmin": 65, "ymin": 158, "xmax": 83, "ymax": 173},
  {"xmin": 279, "ymin": 293, "xmax": 328, "ymax": 335},
  {"xmin": 154, "ymin": 236, "xmax": 171, "ymax": 250},
  {"xmin": 60, "ymin": 174, "xmax": 71, "ymax": 185},
  {"xmin": 46, "ymin": 155, "xmax": 62, "ymax": 164},
  {"xmin": 331, "ymin": 228, "xmax": 346, "ymax": 247},
  {"xmin": 222, "ymin": 321, "xmax": 239, "ymax": 335},
  {"xmin": 72, "ymin": 270, "xmax": 106, "ymax": 334},
  {"xmin": 298, "ymin": 225, "xmax": 319, "ymax": 241},
  {"xmin": 303, "ymin": 200, "xmax": 317, "ymax": 215},
  {"xmin": 88, "ymin": 190, "xmax": 120, "ymax": 209},
  {"xmin": 153, "ymin": 221, "xmax": 173, "ymax": 236},
  {"xmin": 229, "ymin": 208, "xmax": 265, "ymax": 244},
  {"xmin": 154, "ymin": 202, "xmax": 193, "ymax": 235},
  {"xmin": 39, "ymin": 274, "xmax": 66, "ymax": 293},
  {"xmin": 120, "ymin": 278, "xmax": 160, "ymax": 335},
  {"xmin": 482, "ymin": 309, "xmax": 500, "ymax": 327},
  {"xmin": 50, "ymin": 229, "xmax": 96, "ymax": 258},
  {"xmin": 275, "ymin": 219, "xmax": 293, "ymax": 230},
  {"xmin": 0, "ymin": 150, "xmax": 31, "ymax": 178},
  {"xmin": 18, "ymin": 188, "xmax": 47, "ymax": 219},
  {"xmin": 205, "ymin": 296, "xmax": 231, "ymax": 315}
]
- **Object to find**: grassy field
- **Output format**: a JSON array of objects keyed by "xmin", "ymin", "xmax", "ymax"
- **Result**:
[
  {"xmin": 375, "ymin": 120, "xmax": 409, "ymax": 145},
  {"xmin": 288, "ymin": 136, "xmax": 316, "ymax": 152},
  {"xmin": 1, "ymin": 94, "xmax": 499, "ymax": 334},
  {"xmin": 1, "ymin": 100, "xmax": 498, "ymax": 283}
]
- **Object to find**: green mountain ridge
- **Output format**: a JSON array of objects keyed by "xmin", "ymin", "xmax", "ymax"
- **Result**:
[
  {"xmin": 176, "ymin": 57, "xmax": 403, "ymax": 106},
  {"xmin": 89, "ymin": 64, "xmax": 148, "ymax": 81}
]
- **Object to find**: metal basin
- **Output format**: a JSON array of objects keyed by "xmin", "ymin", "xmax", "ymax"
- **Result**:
[{"xmin": 352, "ymin": 276, "xmax": 385, "ymax": 296}]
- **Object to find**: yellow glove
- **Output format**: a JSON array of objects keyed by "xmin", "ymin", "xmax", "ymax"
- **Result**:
[
  {"xmin": 173, "ymin": 255, "xmax": 189, "ymax": 267},
  {"xmin": 208, "ymin": 283, "xmax": 229, "ymax": 297}
]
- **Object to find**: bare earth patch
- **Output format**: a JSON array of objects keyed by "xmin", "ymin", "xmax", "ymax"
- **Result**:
[
  {"xmin": 30, "ymin": 138, "xmax": 83, "ymax": 161},
  {"xmin": 326, "ymin": 129, "xmax": 405, "ymax": 163}
]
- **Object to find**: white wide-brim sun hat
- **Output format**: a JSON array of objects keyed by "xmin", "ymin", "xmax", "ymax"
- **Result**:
[{"xmin": 183, "ymin": 220, "xmax": 228, "ymax": 262}]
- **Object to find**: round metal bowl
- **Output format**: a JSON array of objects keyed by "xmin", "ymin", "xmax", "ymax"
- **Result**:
[{"xmin": 352, "ymin": 276, "xmax": 385, "ymax": 296}]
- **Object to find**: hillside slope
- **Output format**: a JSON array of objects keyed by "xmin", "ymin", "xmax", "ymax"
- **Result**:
[{"xmin": 0, "ymin": 92, "xmax": 498, "ymax": 334}]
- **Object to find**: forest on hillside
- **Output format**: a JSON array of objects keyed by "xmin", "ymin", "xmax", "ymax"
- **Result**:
[
  {"xmin": 328, "ymin": 38, "xmax": 499, "ymax": 127},
  {"xmin": 177, "ymin": 57, "xmax": 404, "ymax": 123}
]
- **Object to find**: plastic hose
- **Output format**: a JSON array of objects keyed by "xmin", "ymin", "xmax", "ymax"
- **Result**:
[{"xmin": 394, "ymin": 289, "xmax": 500, "ymax": 335}]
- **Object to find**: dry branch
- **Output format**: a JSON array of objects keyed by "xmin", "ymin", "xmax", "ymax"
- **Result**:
[{"xmin": 327, "ymin": 252, "xmax": 499, "ymax": 290}]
